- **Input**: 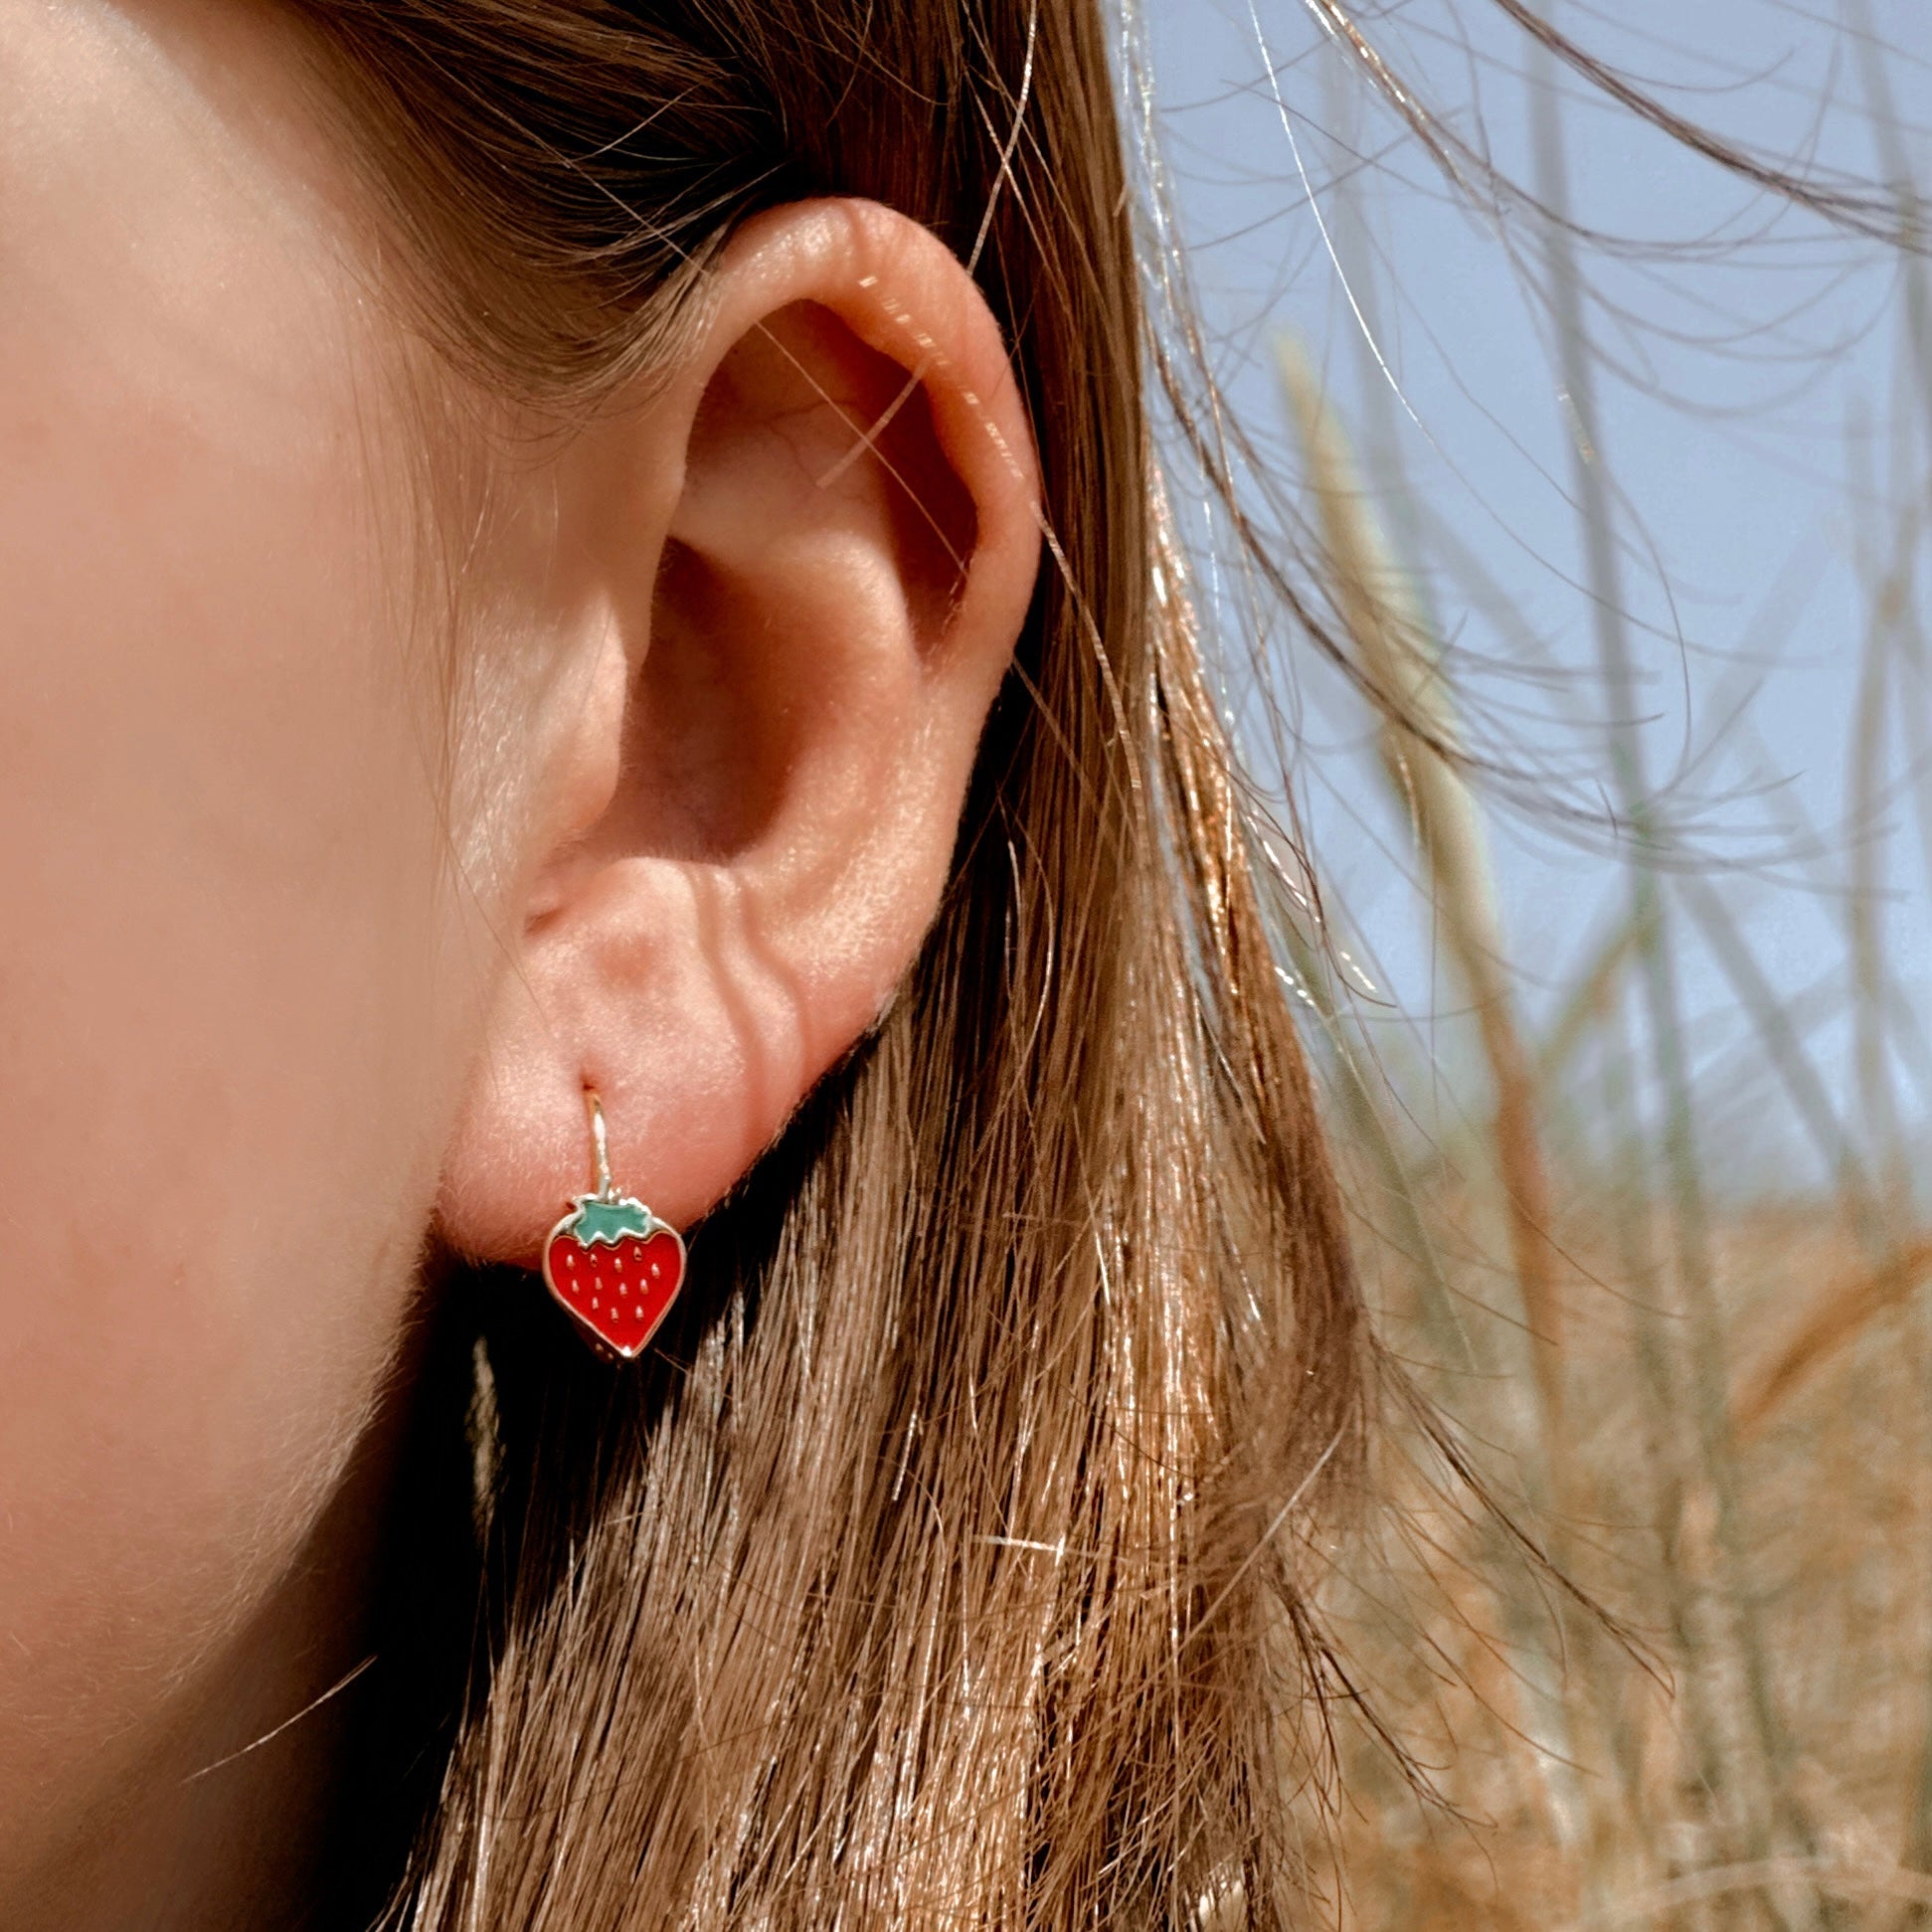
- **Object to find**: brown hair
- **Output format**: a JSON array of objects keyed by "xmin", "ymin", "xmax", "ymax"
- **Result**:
[{"xmin": 295, "ymin": 2, "xmax": 1366, "ymax": 1923}]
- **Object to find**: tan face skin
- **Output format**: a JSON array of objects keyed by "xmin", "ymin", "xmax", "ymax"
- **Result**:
[{"xmin": 0, "ymin": 2, "xmax": 1039, "ymax": 1925}]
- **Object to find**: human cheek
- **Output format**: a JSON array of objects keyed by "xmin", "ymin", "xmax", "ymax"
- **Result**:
[{"xmin": 0, "ymin": 0, "xmax": 495, "ymax": 1875}]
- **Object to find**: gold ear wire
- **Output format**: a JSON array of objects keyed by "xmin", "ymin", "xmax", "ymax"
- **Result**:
[{"xmin": 584, "ymin": 1087, "xmax": 615, "ymax": 1202}]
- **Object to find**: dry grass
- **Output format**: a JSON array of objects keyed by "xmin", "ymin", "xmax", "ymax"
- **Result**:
[
  {"xmin": 1312, "ymin": 1196, "xmax": 1932, "ymax": 1929},
  {"xmin": 1280, "ymin": 280, "xmax": 1932, "ymax": 1921}
]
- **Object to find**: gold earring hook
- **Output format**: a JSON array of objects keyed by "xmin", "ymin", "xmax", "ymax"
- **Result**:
[{"xmin": 584, "ymin": 1088, "xmax": 615, "ymax": 1201}]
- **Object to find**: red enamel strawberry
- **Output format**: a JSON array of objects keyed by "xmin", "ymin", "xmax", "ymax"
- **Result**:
[{"xmin": 542, "ymin": 1190, "xmax": 686, "ymax": 1360}]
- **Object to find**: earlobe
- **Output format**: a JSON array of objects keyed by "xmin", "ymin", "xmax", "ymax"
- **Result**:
[{"xmin": 436, "ymin": 200, "xmax": 1040, "ymax": 1271}]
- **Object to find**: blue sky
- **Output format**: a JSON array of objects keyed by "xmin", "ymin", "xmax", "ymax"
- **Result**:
[{"xmin": 1143, "ymin": 0, "xmax": 1932, "ymax": 1186}]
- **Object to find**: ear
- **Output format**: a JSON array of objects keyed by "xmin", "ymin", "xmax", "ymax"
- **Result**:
[{"xmin": 437, "ymin": 199, "xmax": 1041, "ymax": 1263}]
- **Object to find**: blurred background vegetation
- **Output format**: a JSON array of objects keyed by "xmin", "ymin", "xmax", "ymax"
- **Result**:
[{"xmin": 1135, "ymin": 0, "xmax": 1932, "ymax": 1922}]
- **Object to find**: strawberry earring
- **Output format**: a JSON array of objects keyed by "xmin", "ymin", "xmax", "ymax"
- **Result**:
[{"xmin": 542, "ymin": 1089, "xmax": 687, "ymax": 1360}]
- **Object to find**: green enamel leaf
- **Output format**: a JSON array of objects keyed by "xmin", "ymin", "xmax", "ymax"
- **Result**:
[{"xmin": 569, "ymin": 1194, "xmax": 652, "ymax": 1246}]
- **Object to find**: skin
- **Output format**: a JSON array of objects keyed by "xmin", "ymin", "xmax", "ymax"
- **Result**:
[{"xmin": 0, "ymin": 2, "xmax": 1040, "ymax": 1925}]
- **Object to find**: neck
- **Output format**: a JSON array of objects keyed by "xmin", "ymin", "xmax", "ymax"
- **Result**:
[{"xmin": 9, "ymin": 1409, "xmax": 404, "ymax": 1932}]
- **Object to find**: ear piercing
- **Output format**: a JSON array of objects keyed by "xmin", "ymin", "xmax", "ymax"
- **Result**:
[{"xmin": 541, "ymin": 1090, "xmax": 686, "ymax": 1359}]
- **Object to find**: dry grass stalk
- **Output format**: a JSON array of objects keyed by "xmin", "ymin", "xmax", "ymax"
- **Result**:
[
  {"xmin": 1731, "ymin": 1240, "xmax": 1932, "ymax": 1442},
  {"xmin": 1537, "ymin": 901, "xmax": 1656, "ymax": 1090},
  {"xmin": 1561, "ymin": 1856, "xmax": 1932, "ymax": 1928},
  {"xmin": 1277, "ymin": 340, "xmax": 1564, "ymax": 1433}
]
